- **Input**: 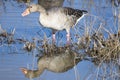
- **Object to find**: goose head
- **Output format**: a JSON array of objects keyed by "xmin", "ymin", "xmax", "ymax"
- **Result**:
[
  {"xmin": 20, "ymin": 67, "xmax": 31, "ymax": 78},
  {"xmin": 22, "ymin": 4, "xmax": 45, "ymax": 16},
  {"xmin": 20, "ymin": 67, "xmax": 44, "ymax": 78}
]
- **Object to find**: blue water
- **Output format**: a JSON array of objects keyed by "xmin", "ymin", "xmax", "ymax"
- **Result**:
[{"xmin": 0, "ymin": 0, "xmax": 119, "ymax": 80}]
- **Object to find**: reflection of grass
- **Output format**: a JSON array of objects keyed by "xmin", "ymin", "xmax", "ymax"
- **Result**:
[
  {"xmin": 85, "ymin": 30, "xmax": 120, "ymax": 65},
  {"xmin": 0, "ymin": 18, "xmax": 120, "ymax": 80},
  {"xmin": 36, "ymin": 29, "xmax": 120, "ymax": 65},
  {"xmin": 0, "ymin": 0, "xmax": 120, "ymax": 79},
  {"xmin": 36, "ymin": 25, "xmax": 119, "ymax": 80},
  {"xmin": 77, "ymin": 25, "xmax": 120, "ymax": 79}
]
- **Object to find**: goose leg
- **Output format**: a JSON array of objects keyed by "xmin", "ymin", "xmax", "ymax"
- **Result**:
[
  {"xmin": 66, "ymin": 32, "xmax": 71, "ymax": 44},
  {"xmin": 52, "ymin": 34, "xmax": 56, "ymax": 42},
  {"xmin": 52, "ymin": 29, "xmax": 57, "ymax": 43}
]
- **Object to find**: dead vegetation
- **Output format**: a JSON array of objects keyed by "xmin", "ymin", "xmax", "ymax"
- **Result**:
[
  {"xmin": 85, "ymin": 31, "xmax": 120, "ymax": 65},
  {"xmin": 0, "ymin": 22, "xmax": 119, "ymax": 66},
  {"xmin": 0, "ymin": 0, "xmax": 120, "ymax": 79},
  {"xmin": 0, "ymin": 25, "xmax": 119, "ymax": 79},
  {"xmin": 0, "ymin": 25, "xmax": 15, "ymax": 45},
  {"xmin": 38, "ymin": 28, "xmax": 120, "ymax": 66}
]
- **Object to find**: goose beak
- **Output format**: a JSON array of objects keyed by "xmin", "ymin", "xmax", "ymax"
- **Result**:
[
  {"xmin": 22, "ymin": 8, "xmax": 30, "ymax": 16},
  {"xmin": 20, "ymin": 67, "xmax": 28, "ymax": 74}
]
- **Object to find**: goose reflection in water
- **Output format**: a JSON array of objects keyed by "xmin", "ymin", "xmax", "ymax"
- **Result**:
[{"xmin": 21, "ymin": 49, "xmax": 83, "ymax": 78}]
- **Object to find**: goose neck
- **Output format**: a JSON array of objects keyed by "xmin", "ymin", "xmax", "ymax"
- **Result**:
[
  {"xmin": 26, "ymin": 68, "xmax": 44, "ymax": 78},
  {"xmin": 37, "ymin": 5, "xmax": 46, "ymax": 13}
]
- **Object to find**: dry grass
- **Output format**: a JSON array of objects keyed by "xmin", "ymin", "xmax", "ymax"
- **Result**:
[
  {"xmin": 1, "ymin": 24, "xmax": 120, "ymax": 80},
  {"xmin": 0, "ymin": 0, "xmax": 120, "ymax": 80}
]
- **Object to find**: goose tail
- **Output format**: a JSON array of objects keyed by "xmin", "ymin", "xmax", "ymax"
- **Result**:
[{"xmin": 82, "ymin": 10, "xmax": 88, "ymax": 14}]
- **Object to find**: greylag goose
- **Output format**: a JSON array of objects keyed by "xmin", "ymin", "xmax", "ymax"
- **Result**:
[
  {"xmin": 22, "ymin": 4, "xmax": 88, "ymax": 43},
  {"xmin": 21, "ymin": 50, "xmax": 82, "ymax": 78}
]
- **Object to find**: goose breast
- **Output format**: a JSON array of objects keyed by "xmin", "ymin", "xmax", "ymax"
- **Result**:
[{"xmin": 39, "ymin": 8, "xmax": 73, "ymax": 30}]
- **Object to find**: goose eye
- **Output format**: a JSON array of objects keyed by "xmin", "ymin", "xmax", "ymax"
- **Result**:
[{"xmin": 29, "ymin": 6, "xmax": 32, "ymax": 8}]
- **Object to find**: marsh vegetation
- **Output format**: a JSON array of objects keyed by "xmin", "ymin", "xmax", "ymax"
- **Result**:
[{"xmin": 0, "ymin": 0, "xmax": 120, "ymax": 80}]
